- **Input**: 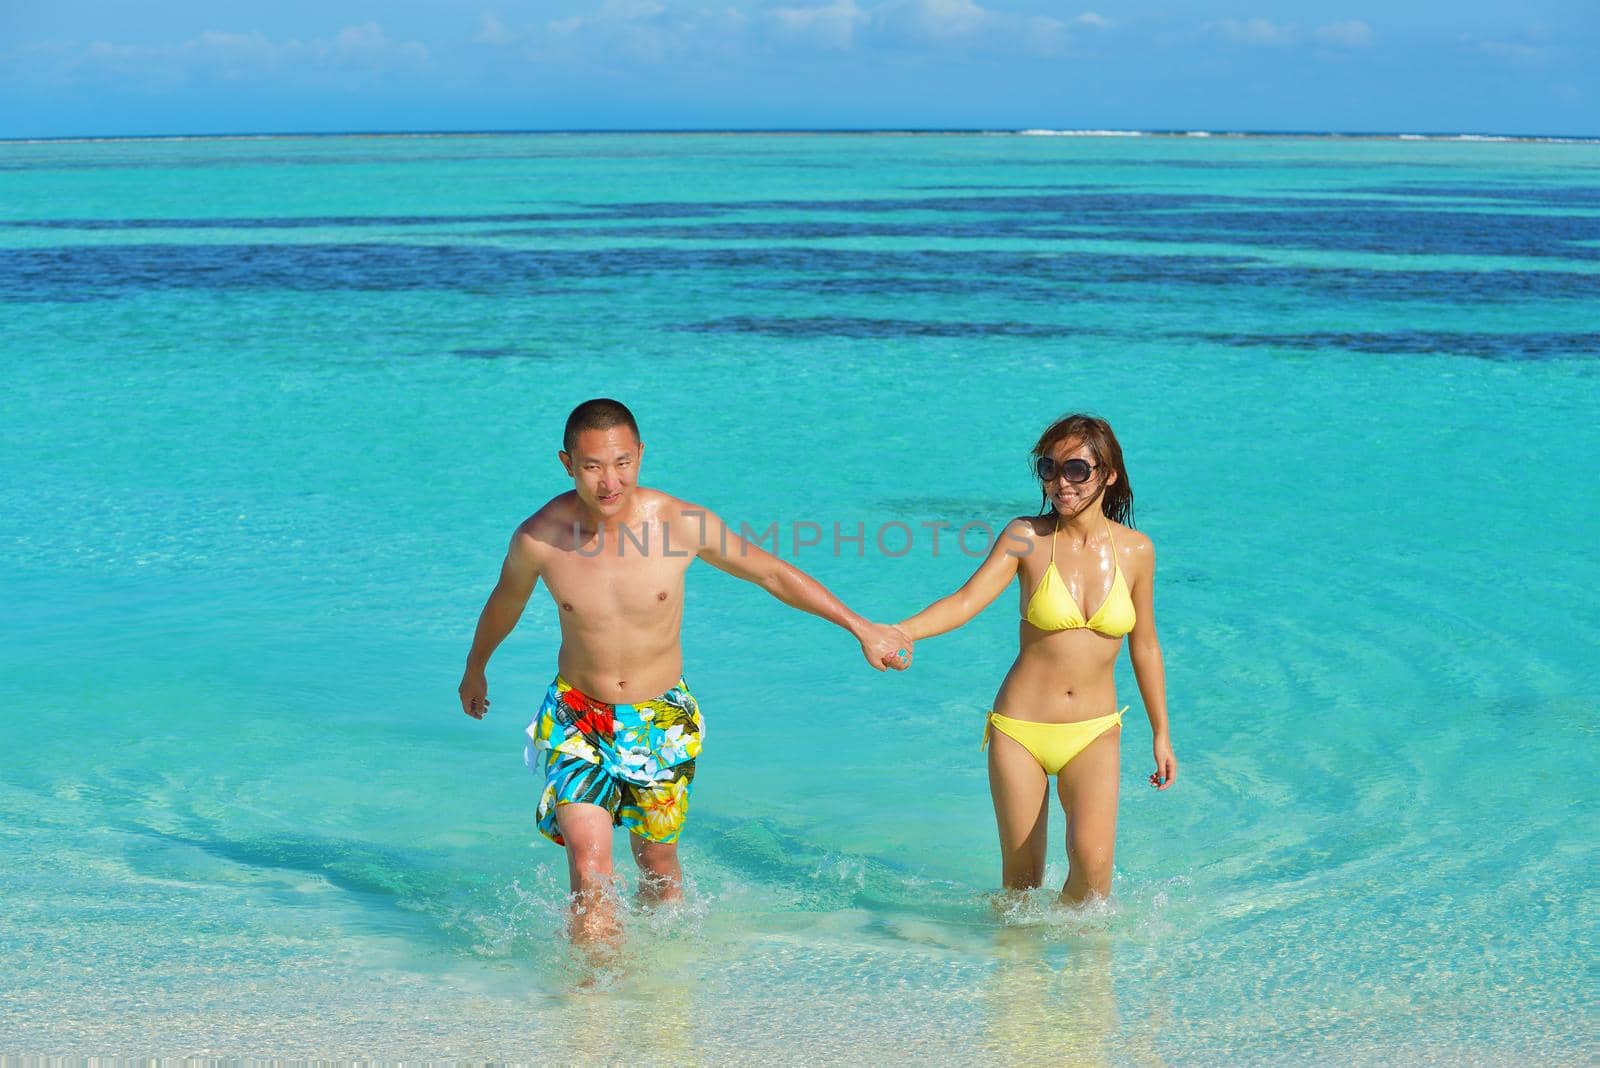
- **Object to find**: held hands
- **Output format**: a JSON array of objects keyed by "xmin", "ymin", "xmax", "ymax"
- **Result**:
[
  {"xmin": 858, "ymin": 621, "xmax": 914, "ymax": 672},
  {"xmin": 1150, "ymin": 734, "xmax": 1177, "ymax": 790},
  {"xmin": 459, "ymin": 668, "xmax": 490, "ymax": 720}
]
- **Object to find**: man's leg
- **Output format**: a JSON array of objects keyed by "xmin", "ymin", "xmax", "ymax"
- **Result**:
[
  {"xmin": 554, "ymin": 802, "xmax": 620, "ymax": 945},
  {"xmin": 629, "ymin": 833, "xmax": 683, "ymax": 905}
]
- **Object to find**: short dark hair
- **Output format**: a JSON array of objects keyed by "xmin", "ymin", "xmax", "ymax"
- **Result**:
[{"xmin": 563, "ymin": 398, "xmax": 640, "ymax": 453}]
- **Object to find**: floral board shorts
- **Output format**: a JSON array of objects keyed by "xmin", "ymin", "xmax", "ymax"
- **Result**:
[{"xmin": 524, "ymin": 675, "xmax": 705, "ymax": 846}]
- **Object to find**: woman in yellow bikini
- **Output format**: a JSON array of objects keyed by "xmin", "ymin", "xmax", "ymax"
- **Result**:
[{"xmin": 899, "ymin": 413, "xmax": 1177, "ymax": 903}]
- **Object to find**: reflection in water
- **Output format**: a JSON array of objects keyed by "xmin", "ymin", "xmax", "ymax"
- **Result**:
[
  {"xmin": 982, "ymin": 913, "xmax": 1170, "ymax": 1066},
  {"xmin": 985, "ymin": 925, "xmax": 1119, "ymax": 1065},
  {"xmin": 542, "ymin": 895, "xmax": 702, "ymax": 1062}
]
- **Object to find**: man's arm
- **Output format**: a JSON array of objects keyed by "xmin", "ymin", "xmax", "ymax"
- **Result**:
[
  {"xmin": 459, "ymin": 527, "xmax": 542, "ymax": 718},
  {"xmin": 687, "ymin": 505, "xmax": 910, "ymax": 671}
]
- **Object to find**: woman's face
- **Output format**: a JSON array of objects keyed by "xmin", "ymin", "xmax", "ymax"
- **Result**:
[{"xmin": 1040, "ymin": 437, "xmax": 1114, "ymax": 518}]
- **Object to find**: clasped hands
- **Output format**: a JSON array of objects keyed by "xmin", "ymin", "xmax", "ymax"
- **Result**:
[{"xmin": 858, "ymin": 621, "xmax": 915, "ymax": 672}]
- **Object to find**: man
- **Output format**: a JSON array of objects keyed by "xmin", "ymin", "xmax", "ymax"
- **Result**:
[{"xmin": 458, "ymin": 398, "xmax": 912, "ymax": 946}]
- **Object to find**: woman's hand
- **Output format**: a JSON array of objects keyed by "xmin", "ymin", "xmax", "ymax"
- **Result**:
[
  {"xmin": 1150, "ymin": 734, "xmax": 1177, "ymax": 790},
  {"xmin": 857, "ymin": 621, "xmax": 913, "ymax": 671}
]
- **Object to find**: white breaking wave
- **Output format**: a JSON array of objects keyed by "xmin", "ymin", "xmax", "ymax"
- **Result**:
[{"xmin": 1018, "ymin": 128, "xmax": 1145, "ymax": 137}]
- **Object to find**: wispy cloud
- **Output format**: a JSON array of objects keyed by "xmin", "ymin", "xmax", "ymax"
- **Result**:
[
  {"xmin": 1477, "ymin": 39, "xmax": 1548, "ymax": 63},
  {"xmin": 531, "ymin": 1, "xmax": 750, "ymax": 64},
  {"xmin": 872, "ymin": 0, "xmax": 990, "ymax": 43},
  {"xmin": 477, "ymin": 0, "xmax": 1100, "ymax": 63},
  {"xmin": 768, "ymin": 0, "xmax": 863, "ymax": 50},
  {"xmin": 1208, "ymin": 18, "xmax": 1298, "ymax": 46},
  {"xmin": 11, "ymin": 21, "xmax": 431, "ymax": 90},
  {"xmin": 1462, "ymin": 22, "xmax": 1561, "ymax": 67},
  {"xmin": 475, "ymin": 12, "xmax": 515, "ymax": 47},
  {"xmin": 1314, "ymin": 20, "xmax": 1372, "ymax": 48},
  {"xmin": 869, "ymin": 0, "xmax": 1072, "ymax": 54}
]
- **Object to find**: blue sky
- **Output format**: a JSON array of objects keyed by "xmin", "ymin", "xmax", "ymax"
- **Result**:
[{"xmin": 1, "ymin": 1, "xmax": 1595, "ymax": 137}]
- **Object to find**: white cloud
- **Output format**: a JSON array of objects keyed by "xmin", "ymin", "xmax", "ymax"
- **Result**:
[
  {"xmin": 476, "ymin": 12, "xmax": 515, "ymax": 46},
  {"xmin": 770, "ymin": 0, "xmax": 864, "ymax": 50},
  {"xmin": 475, "ymin": 0, "xmax": 1091, "ymax": 64},
  {"xmin": 1314, "ymin": 20, "xmax": 1372, "ymax": 48},
  {"xmin": 1209, "ymin": 18, "xmax": 1298, "ymax": 46},
  {"xmin": 329, "ymin": 22, "xmax": 430, "ymax": 66},
  {"xmin": 42, "ymin": 22, "xmax": 431, "ymax": 88},
  {"xmin": 1021, "ymin": 14, "xmax": 1071, "ymax": 54},
  {"xmin": 1459, "ymin": 27, "xmax": 1556, "ymax": 67},
  {"xmin": 1478, "ymin": 39, "xmax": 1547, "ymax": 64},
  {"xmin": 874, "ymin": 0, "xmax": 989, "ymax": 42},
  {"xmin": 867, "ymin": 0, "xmax": 1071, "ymax": 55},
  {"xmin": 532, "ymin": 1, "xmax": 751, "ymax": 64}
]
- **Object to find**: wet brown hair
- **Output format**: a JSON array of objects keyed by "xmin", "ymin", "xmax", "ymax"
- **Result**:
[
  {"xmin": 563, "ymin": 398, "xmax": 640, "ymax": 453},
  {"xmin": 1031, "ymin": 413, "xmax": 1135, "ymax": 527}
]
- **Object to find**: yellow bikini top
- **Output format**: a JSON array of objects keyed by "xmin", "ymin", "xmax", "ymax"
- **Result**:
[{"xmin": 1023, "ymin": 518, "xmax": 1137, "ymax": 637}]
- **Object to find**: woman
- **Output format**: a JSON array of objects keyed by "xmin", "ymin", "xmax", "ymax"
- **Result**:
[{"xmin": 899, "ymin": 414, "xmax": 1177, "ymax": 903}]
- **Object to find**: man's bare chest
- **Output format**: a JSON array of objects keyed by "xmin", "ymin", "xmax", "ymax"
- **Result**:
[{"xmin": 540, "ymin": 542, "xmax": 692, "ymax": 621}]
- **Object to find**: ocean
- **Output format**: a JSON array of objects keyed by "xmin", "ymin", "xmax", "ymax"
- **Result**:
[{"xmin": 2, "ymin": 131, "xmax": 1596, "ymax": 1062}]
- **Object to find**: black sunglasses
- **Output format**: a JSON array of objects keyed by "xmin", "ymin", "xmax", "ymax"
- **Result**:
[{"xmin": 1035, "ymin": 456, "xmax": 1098, "ymax": 484}]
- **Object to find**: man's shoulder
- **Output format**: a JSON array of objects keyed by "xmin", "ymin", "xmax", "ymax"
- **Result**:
[
  {"xmin": 514, "ymin": 493, "xmax": 580, "ymax": 548},
  {"xmin": 639, "ymin": 487, "xmax": 707, "ymax": 521}
]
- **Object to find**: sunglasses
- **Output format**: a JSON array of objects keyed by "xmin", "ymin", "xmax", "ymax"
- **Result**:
[{"xmin": 1035, "ymin": 456, "xmax": 1098, "ymax": 484}]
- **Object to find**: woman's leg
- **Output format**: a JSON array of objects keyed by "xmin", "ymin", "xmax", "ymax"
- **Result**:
[
  {"xmin": 987, "ymin": 728, "xmax": 1051, "ymax": 891},
  {"xmin": 1057, "ymin": 723, "xmax": 1122, "ymax": 904}
]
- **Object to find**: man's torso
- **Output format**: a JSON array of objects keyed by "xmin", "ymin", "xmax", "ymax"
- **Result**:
[{"xmin": 525, "ymin": 488, "xmax": 698, "ymax": 703}]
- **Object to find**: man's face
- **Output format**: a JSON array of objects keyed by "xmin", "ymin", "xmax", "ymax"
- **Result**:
[{"xmin": 560, "ymin": 426, "xmax": 643, "ymax": 517}]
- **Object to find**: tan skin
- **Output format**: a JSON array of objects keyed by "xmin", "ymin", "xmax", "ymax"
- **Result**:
[
  {"xmin": 899, "ymin": 437, "xmax": 1176, "ymax": 904},
  {"xmin": 458, "ymin": 425, "xmax": 912, "ymax": 948}
]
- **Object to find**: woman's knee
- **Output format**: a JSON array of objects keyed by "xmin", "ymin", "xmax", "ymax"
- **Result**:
[{"xmin": 1069, "ymin": 842, "xmax": 1115, "ymax": 886}]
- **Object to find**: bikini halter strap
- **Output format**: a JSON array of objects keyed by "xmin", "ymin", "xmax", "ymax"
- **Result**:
[{"xmin": 1052, "ymin": 513, "xmax": 1117, "ymax": 563}]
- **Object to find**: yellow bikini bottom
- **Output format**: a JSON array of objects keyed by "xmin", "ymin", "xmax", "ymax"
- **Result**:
[{"xmin": 981, "ymin": 708, "xmax": 1126, "ymax": 775}]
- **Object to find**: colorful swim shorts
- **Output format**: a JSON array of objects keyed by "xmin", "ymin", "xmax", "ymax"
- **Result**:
[{"xmin": 524, "ymin": 675, "xmax": 705, "ymax": 846}]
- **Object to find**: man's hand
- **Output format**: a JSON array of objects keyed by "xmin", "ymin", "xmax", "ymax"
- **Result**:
[
  {"xmin": 858, "ymin": 622, "xmax": 914, "ymax": 672},
  {"xmin": 459, "ymin": 668, "xmax": 490, "ymax": 720}
]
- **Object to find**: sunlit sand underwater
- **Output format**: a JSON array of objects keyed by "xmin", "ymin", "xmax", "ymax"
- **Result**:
[{"xmin": 2, "ymin": 131, "xmax": 1596, "ymax": 1062}]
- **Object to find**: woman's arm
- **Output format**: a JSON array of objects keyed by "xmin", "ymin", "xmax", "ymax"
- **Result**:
[
  {"xmin": 1126, "ymin": 535, "xmax": 1177, "ymax": 789},
  {"xmin": 898, "ymin": 518, "xmax": 1030, "ymax": 641}
]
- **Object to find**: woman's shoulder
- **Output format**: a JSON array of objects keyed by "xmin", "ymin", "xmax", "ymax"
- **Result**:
[
  {"xmin": 1109, "ymin": 520, "xmax": 1154, "ymax": 566},
  {"xmin": 1110, "ymin": 519, "xmax": 1151, "ymax": 543},
  {"xmin": 1003, "ymin": 515, "xmax": 1052, "ymax": 540}
]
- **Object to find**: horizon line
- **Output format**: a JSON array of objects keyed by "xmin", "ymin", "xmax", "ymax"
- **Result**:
[{"xmin": 3, "ymin": 126, "xmax": 1599, "ymax": 146}]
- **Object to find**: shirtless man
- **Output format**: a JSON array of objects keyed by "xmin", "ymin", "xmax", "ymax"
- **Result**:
[{"xmin": 458, "ymin": 398, "xmax": 912, "ymax": 945}]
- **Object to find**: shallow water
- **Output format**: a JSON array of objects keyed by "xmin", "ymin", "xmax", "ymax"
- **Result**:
[{"xmin": 2, "ymin": 131, "xmax": 1597, "ymax": 1062}]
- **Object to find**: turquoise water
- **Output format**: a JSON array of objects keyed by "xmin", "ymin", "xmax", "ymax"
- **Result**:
[{"xmin": 2, "ymin": 132, "xmax": 1597, "ymax": 1062}]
